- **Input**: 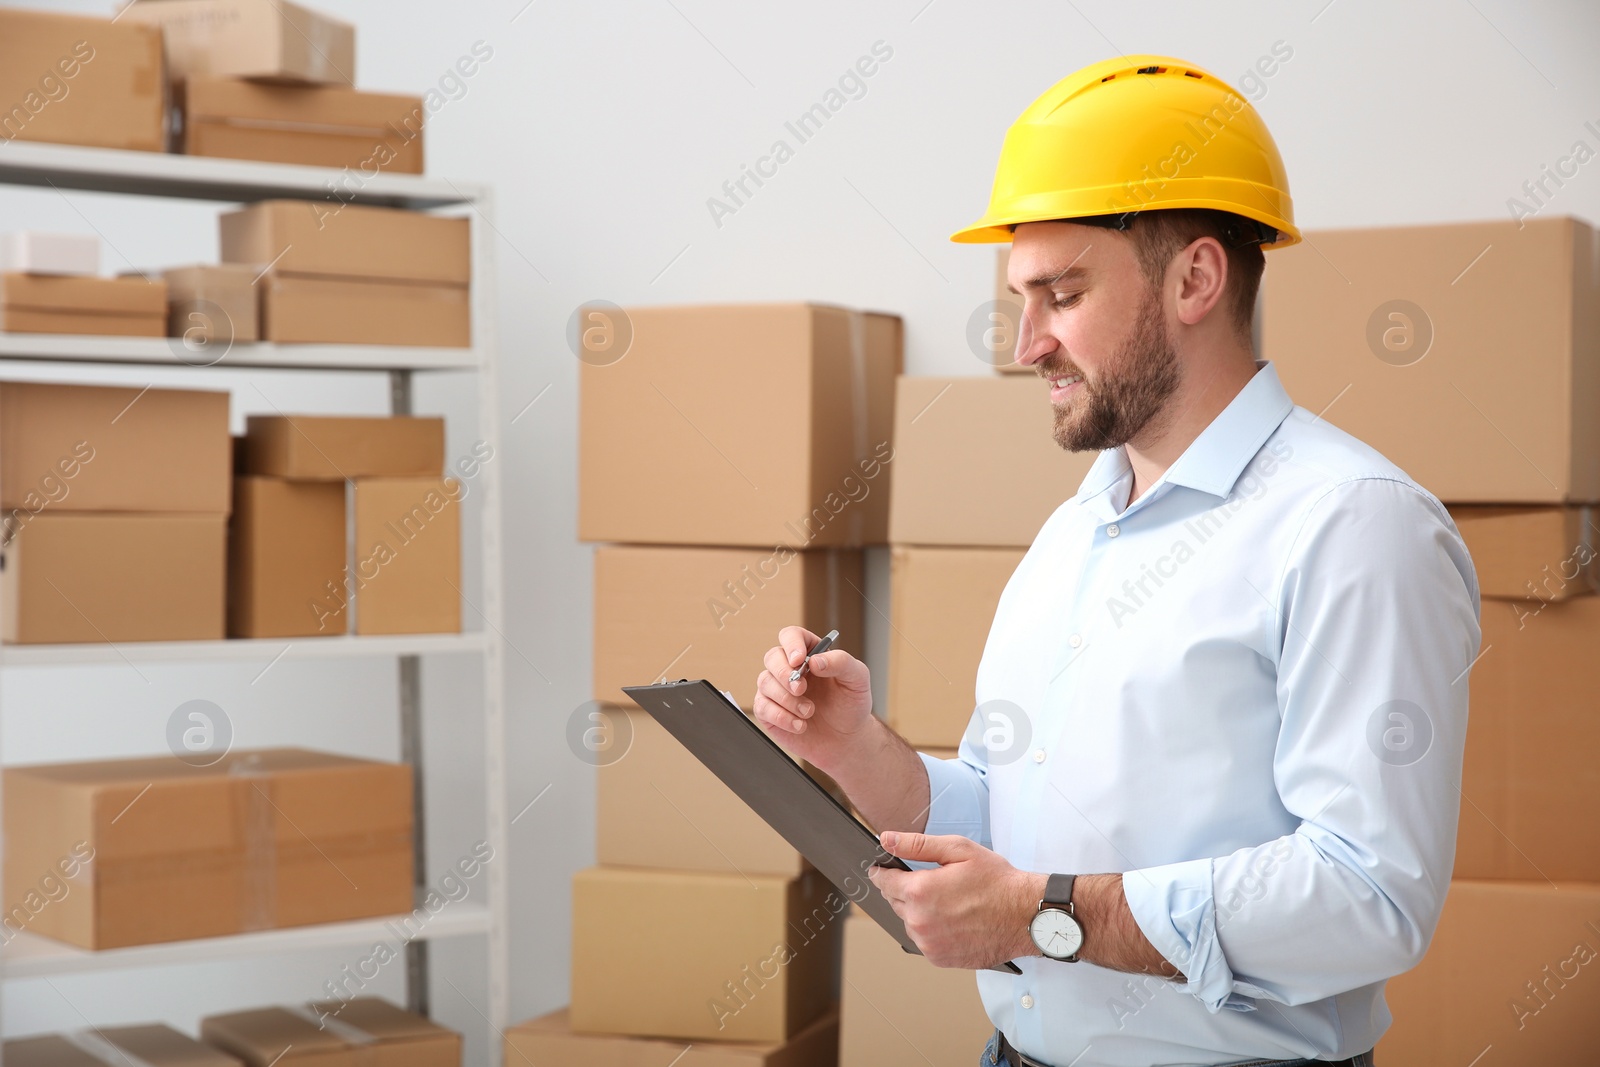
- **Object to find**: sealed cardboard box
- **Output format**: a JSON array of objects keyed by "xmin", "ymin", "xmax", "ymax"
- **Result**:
[
  {"xmin": 243, "ymin": 415, "xmax": 444, "ymax": 480},
  {"xmin": 176, "ymin": 76, "xmax": 422, "ymax": 173},
  {"xmin": 0, "ymin": 232, "xmax": 100, "ymax": 276},
  {"xmin": 6, "ymin": 1026, "xmax": 243, "ymax": 1067},
  {"xmin": 258, "ymin": 273, "xmax": 469, "ymax": 347},
  {"xmin": 0, "ymin": 11, "xmax": 165, "ymax": 152},
  {"xmin": 352, "ymin": 478, "xmax": 461, "ymax": 636},
  {"xmin": 1263, "ymin": 217, "xmax": 1600, "ymax": 504},
  {"xmin": 571, "ymin": 866, "xmax": 843, "ymax": 1043},
  {"xmin": 0, "ymin": 381, "xmax": 230, "ymax": 514},
  {"xmin": 887, "ymin": 546, "xmax": 1024, "ymax": 748},
  {"xmin": 0, "ymin": 274, "xmax": 167, "ymax": 337},
  {"xmin": 840, "ymin": 910, "xmax": 991, "ymax": 1067},
  {"xmin": 579, "ymin": 304, "xmax": 901, "ymax": 548},
  {"xmin": 507, "ymin": 1006, "xmax": 839, "ymax": 1067},
  {"xmin": 118, "ymin": 0, "xmax": 355, "ymax": 86},
  {"xmin": 1449, "ymin": 505, "xmax": 1595, "ymax": 601},
  {"xmin": 593, "ymin": 544, "xmax": 862, "ymax": 710},
  {"xmin": 1379, "ymin": 881, "xmax": 1600, "ymax": 1066},
  {"xmin": 1458, "ymin": 595, "xmax": 1600, "ymax": 881},
  {"xmin": 2, "ymin": 513, "xmax": 225, "ymax": 644},
  {"xmin": 597, "ymin": 707, "xmax": 806, "ymax": 877},
  {"xmin": 164, "ymin": 264, "xmax": 260, "ymax": 344},
  {"xmin": 3, "ymin": 748, "xmax": 412, "ymax": 949},
  {"xmin": 889, "ymin": 376, "xmax": 1094, "ymax": 547},
  {"xmin": 221, "ymin": 201, "xmax": 470, "ymax": 286},
  {"xmin": 987, "ymin": 246, "xmax": 1030, "ymax": 374},
  {"xmin": 229, "ymin": 477, "xmax": 346, "ymax": 638},
  {"xmin": 203, "ymin": 998, "xmax": 460, "ymax": 1067}
]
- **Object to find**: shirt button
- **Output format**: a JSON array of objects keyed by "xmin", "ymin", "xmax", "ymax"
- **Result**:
[
  {"xmin": 1068, "ymin": 633, "xmax": 1083, "ymax": 648},
  {"xmin": 1032, "ymin": 748, "xmax": 1046, "ymax": 764},
  {"xmin": 1106, "ymin": 523, "xmax": 1120, "ymax": 538},
  {"xmin": 1020, "ymin": 994, "xmax": 1035, "ymax": 1009}
]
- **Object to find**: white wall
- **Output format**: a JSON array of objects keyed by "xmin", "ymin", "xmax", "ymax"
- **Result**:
[{"xmin": 3, "ymin": 0, "xmax": 1599, "ymax": 1056}]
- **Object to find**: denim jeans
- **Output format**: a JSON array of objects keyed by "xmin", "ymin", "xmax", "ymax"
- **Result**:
[{"xmin": 978, "ymin": 1030, "xmax": 1377, "ymax": 1067}]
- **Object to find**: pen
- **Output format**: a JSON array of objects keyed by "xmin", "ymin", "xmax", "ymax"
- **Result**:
[{"xmin": 789, "ymin": 629, "xmax": 839, "ymax": 683}]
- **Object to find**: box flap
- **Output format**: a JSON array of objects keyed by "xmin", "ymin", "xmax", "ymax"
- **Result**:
[{"xmin": 0, "ymin": 274, "xmax": 167, "ymax": 315}]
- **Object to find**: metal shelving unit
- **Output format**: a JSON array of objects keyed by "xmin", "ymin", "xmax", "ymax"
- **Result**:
[{"xmin": 0, "ymin": 142, "xmax": 509, "ymax": 1061}]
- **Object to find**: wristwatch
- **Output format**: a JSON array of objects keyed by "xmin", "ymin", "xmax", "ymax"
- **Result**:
[{"xmin": 1028, "ymin": 873, "xmax": 1084, "ymax": 962}]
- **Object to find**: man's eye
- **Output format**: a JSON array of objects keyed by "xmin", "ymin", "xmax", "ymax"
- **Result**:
[{"xmin": 1051, "ymin": 292, "xmax": 1081, "ymax": 310}]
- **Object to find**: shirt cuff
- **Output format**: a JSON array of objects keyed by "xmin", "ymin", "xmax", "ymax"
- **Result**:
[
  {"xmin": 916, "ymin": 751, "xmax": 990, "ymax": 863},
  {"xmin": 1122, "ymin": 857, "xmax": 1257, "ymax": 1014}
]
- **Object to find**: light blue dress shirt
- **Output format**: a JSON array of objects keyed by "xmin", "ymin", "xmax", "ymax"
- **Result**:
[{"xmin": 919, "ymin": 361, "xmax": 1480, "ymax": 1067}]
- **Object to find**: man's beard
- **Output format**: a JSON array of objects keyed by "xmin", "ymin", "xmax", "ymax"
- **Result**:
[{"xmin": 1039, "ymin": 286, "xmax": 1181, "ymax": 453}]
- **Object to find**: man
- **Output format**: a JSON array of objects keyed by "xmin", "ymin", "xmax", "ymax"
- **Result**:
[{"xmin": 753, "ymin": 55, "xmax": 1479, "ymax": 1067}]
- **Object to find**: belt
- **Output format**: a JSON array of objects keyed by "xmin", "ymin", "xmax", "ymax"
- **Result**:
[{"xmin": 990, "ymin": 1030, "xmax": 1376, "ymax": 1067}]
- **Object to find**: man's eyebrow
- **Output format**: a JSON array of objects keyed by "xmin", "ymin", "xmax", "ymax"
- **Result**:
[{"xmin": 1006, "ymin": 265, "xmax": 1092, "ymax": 295}]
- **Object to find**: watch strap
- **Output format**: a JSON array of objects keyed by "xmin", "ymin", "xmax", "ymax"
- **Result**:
[{"xmin": 1041, "ymin": 872, "xmax": 1076, "ymax": 912}]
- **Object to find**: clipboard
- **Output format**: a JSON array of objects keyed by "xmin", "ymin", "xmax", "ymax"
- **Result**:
[{"xmin": 622, "ymin": 677, "xmax": 1023, "ymax": 976}]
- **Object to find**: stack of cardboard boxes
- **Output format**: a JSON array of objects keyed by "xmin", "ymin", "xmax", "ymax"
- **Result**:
[
  {"xmin": 232, "ymin": 414, "xmax": 462, "ymax": 637},
  {"xmin": 507, "ymin": 304, "xmax": 901, "ymax": 1063},
  {"xmin": 0, "ymin": 233, "xmax": 169, "ymax": 338},
  {"xmin": 0, "ymin": 381, "xmax": 229, "ymax": 644},
  {"xmin": 1262, "ymin": 215, "xmax": 1600, "ymax": 1064},
  {"xmin": 3, "ymin": 998, "xmax": 461, "ymax": 1067}
]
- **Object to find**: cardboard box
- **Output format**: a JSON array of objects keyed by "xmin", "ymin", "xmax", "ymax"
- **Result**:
[
  {"xmin": 3, "ymin": 748, "xmax": 412, "ymax": 949},
  {"xmin": 203, "ymin": 999, "xmax": 460, "ymax": 1067},
  {"xmin": 0, "ymin": 381, "xmax": 230, "ymax": 514},
  {"xmin": 597, "ymin": 707, "xmax": 806, "ymax": 877},
  {"xmin": 229, "ymin": 477, "xmax": 346, "ymax": 638},
  {"xmin": 352, "ymin": 478, "xmax": 461, "ymax": 636},
  {"xmin": 176, "ymin": 76, "xmax": 421, "ymax": 173},
  {"xmin": 988, "ymin": 246, "xmax": 1030, "ymax": 374},
  {"xmin": 889, "ymin": 376, "xmax": 1095, "ymax": 547},
  {"xmin": 579, "ymin": 304, "xmax": 901, "ymax": 548},
  {"xmin": 258, "ymin": 273, "xmax": 470, "ymax": 347},
  {"xmin": 1449, "ymin": 505, "xmax": 1596, "ymax": 601},
  {"xmin": 0, "ymin": 232, "xmax": 100, "ymax": 276},
  {"xmin": 593, "ymin": 544, "xmax": 862, "ymax": 710},
  {"xmin": 118, "ymin": 0, "xmax": 355, "ymax": 86},
  {"xmin": 0, "ymin": 10, "xmax": 165, "ymax": 152},
  {"xmin": 243, "ymin": 415, "xmax": 444, "ymax": 480},
  {"xmin": 507, "ymin": 1006, "xmax": 839, "ymax": 1067},
  {"xmin": 1458, "ymin": 595, "xmax": 1600, "ymax": 881},
  {"xmin": 6, "ymin": 1026, "xmax": 243, "ymax": 1067},
  {"xmin": 571, "ymin": 866, "xmax": 843, "ymax": 1043},
  {"xmin": 2, "ymin": 513, "xmax": 225, "ymax": 644},
  {"xmin": 0, "ymin": 274, "xmax": 167, "ymax": 337},
  {"xmin": 221, "ymin": 201, "xmax": 470, "ymax": 286},
  {"xmin": 163, "ymin": 264, "xmax": 260, "ymax": 344},
  {"xmin": 886, "ymin": 546, "xmax": 1023, "ymax": 748},
  {"xmin": 840, "ymin": 910, "xmax": 991, "ymax": 1067},
  {"xmin": 1262, "ymin": 217, "xmax": 1600, "ymax": 504},
  {"xmin": 1379, "ymin": 881, "xmax": 1600, "ymax": 1066}
]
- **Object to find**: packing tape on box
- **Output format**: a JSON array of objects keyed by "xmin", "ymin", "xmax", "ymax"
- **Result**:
[
  {"xmin": 64, "ymin": 1030, "xmax": 160, "ymax": 1067},
  {"xmin": 281, "ymin": 1003, "xmax": 378, "ymax": 1047},
  {"xmin": 846, "ymin": 311, "xmax": 870, "ymax": 546},
  {"xmin": 230, "ymin": 755, "xmax": 278, "ymax": 932}
]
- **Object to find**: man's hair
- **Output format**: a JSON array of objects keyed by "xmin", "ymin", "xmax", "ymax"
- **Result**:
[{"xmin": 1122, "ymin": 208, "xmax": 1266, "ymax": 337}]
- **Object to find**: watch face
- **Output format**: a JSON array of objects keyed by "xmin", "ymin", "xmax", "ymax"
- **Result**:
[{"xmin": 1029, "ymin": 907, "xmax": 1084, "ymax": 960}]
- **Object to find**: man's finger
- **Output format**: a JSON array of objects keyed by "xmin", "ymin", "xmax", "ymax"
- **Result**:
[
  {"xmin": 777, "ymin": 625, "xmax": 819, "ymax": 668},
  {"xmin": 880, "ymin": 830, "xmax": 975, "ymax": 864},
  {"xmin": 868, "ymin": 865, "xmax": 911, "ymax": 905}
]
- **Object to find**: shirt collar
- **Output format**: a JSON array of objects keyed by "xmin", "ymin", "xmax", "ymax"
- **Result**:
[{"xmin": 1072, "ymin": 360, "xmax": 1295, "ymax": 516}]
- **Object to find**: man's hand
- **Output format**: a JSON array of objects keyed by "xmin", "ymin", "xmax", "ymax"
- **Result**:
[
  {"xmin": 867, "ymin": 830, "xmax": 1046, "ymax": 970},
  {"xmin": 753, "ymin": 625, "xmax": 877, "ymax": 776}
]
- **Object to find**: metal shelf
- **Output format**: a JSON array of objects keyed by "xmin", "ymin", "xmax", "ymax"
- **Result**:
[
  {"xmin": 0, "ymin": 332, "xmax": 482, "ymax": 372},
  {"xmin": 0, "ymin": 141, "xmax": 480, "ymax": 208},
  {"xmin": 0, "ymin": 632, "xmax": 487, "ymax": 669},
  {"xmin": 0, "ymin": 904, "xmax": 491, "ymax": 979}
]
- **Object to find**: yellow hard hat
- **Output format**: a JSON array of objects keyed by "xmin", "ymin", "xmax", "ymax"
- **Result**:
[{"xmin": 952, "ymin": 55, "xmax": 1299, "ymax": 249}]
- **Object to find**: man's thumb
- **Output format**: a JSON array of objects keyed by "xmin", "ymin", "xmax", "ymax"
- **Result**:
[{"xmin": 880, "ymin": 830, "xmax": 969, "ymax": 864}]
